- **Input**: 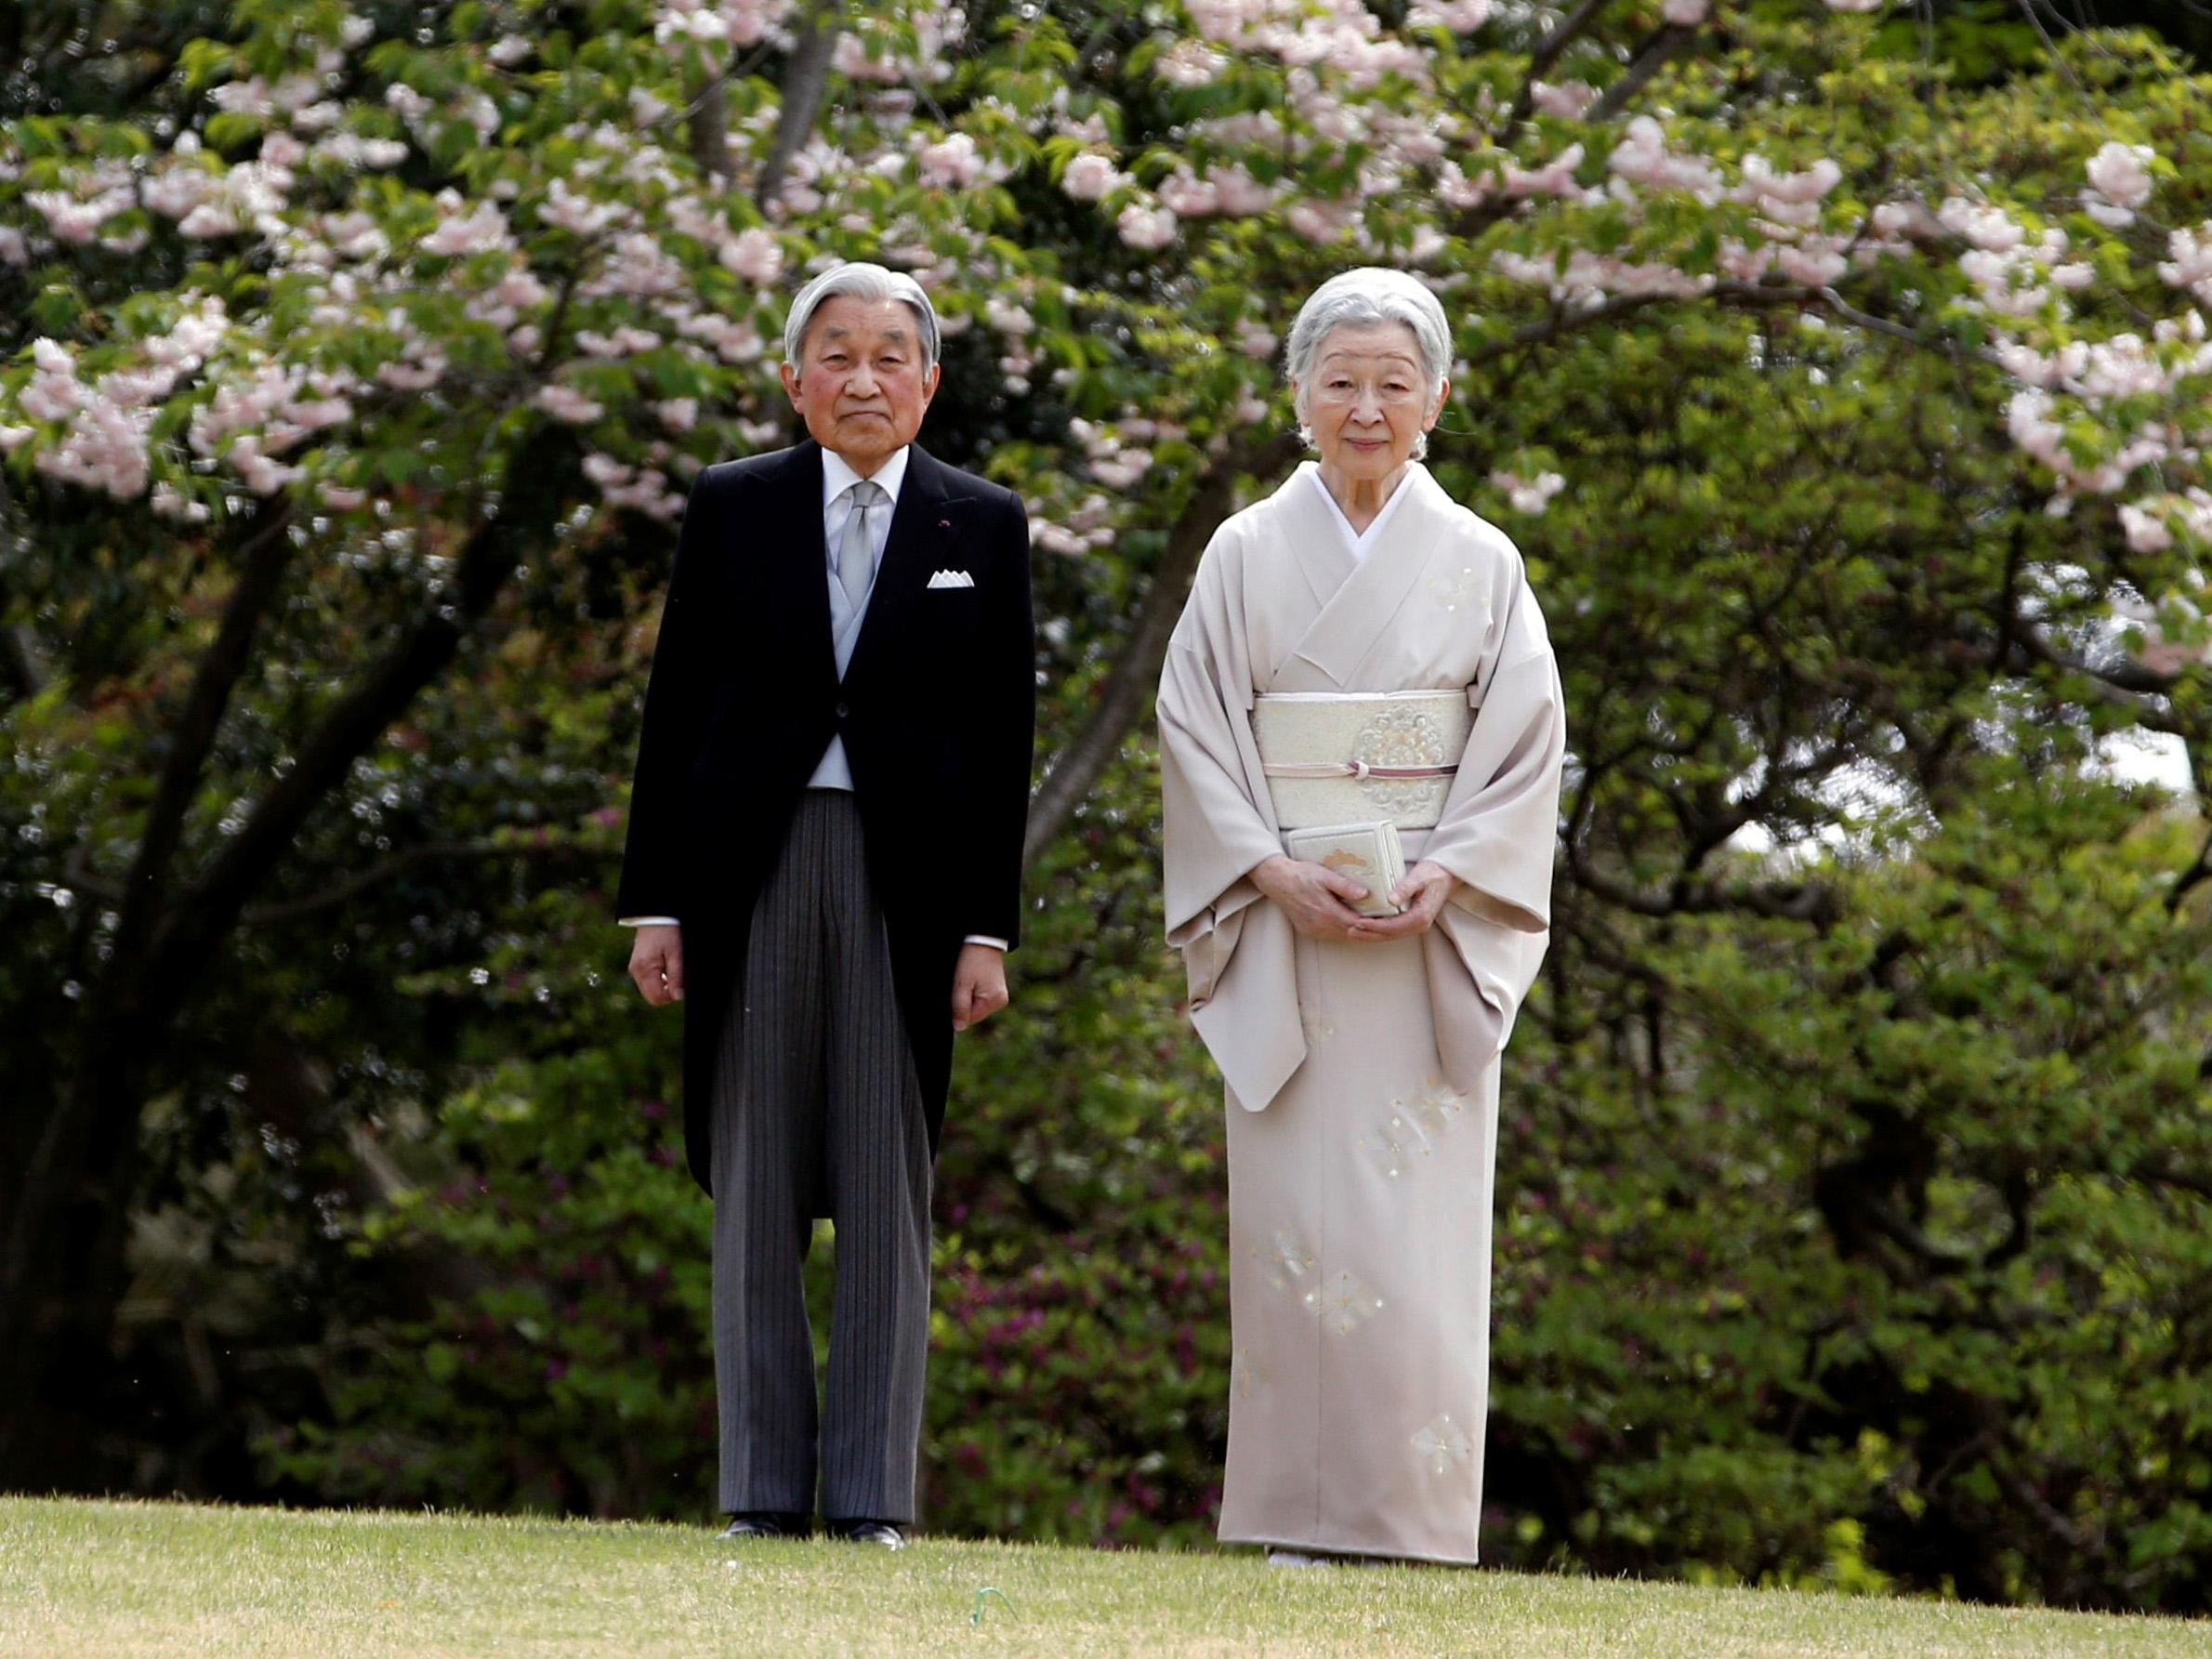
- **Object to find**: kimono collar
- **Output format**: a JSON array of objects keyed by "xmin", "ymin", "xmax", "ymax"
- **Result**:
[
  {"xmin": 1305, "ymin": 463, "xmax": 1418, "ymax": 563},
  {"xmin": 1277, "ymin": 461, "xmax": 1456, "ymax": 688}
]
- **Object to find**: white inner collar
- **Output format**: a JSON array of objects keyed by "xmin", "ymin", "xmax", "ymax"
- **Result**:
[{"xmin": 1307, "ymin": 462, "xmax": 1417, "ymax": 562}]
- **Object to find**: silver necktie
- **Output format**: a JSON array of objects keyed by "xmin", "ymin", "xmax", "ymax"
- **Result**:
[{"xmin": 836, "ymin": 480, "xmax": 885, "ymax": 608}]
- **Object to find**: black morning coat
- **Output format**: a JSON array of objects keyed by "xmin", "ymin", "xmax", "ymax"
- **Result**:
[{"xmin": 615, "ymin": 440, "xmax": 1036, "ymax": 1194}]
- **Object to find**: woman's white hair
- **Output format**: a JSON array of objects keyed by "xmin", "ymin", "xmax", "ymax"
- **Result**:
[
  {"xmin": 782, "ymin": 261, "xmax": 941, "ymax": 372},
  {"xmin": 1284, "ymin": 268, "xmax": 1452, "ymax": 456}
]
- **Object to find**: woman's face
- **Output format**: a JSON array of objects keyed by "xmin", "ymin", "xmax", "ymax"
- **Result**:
[{"xmin": 1300, "ymin": 322, "xmax": 1445, "ymax": 482}]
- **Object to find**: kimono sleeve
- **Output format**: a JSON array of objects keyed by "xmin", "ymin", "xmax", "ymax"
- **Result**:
[{"xmin": 1418, "ymin": 567, "xmax": 1566, "ymax": 935}]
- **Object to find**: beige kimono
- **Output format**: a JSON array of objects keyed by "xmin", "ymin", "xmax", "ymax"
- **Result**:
[{"xmin": 1159, "ymin": 462, "xmax": 1566, "ymax": 1564}]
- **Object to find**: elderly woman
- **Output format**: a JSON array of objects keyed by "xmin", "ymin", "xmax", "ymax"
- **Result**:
[{"xmin": 1159, "ymin": 268, "xmax": 1566, "ymax": 1567}]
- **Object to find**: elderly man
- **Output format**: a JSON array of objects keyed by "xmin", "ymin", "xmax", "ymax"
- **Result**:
[{"xmin": 618, "ymin": 263, "xmax": 1035, "ymax": 1548}]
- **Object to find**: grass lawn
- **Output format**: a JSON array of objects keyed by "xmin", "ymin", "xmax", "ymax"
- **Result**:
[{"xmin": 3, "ymin": 1496, "xmax": 2207, "ymax": 1657}]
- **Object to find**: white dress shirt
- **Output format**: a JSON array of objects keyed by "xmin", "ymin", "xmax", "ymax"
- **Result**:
[
  {"xmin": 808, "ymin": 445, "xmax": 909, "ymax": 791},
  {"xmin": 1308, "ymin": 462, "xmax": 1416, "ymax": 562},
  {"xmin": 623, "ymin": 443, "xmax": 1006, "ymax": 951}
]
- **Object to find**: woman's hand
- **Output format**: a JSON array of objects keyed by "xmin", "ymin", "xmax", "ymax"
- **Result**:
[
  {"xmin": 1343, "ymin": 860, "xmax": 1456, "ymax": 942},
  {"xmin": 1250, "ymin": 854, "xmax": 1374, "ymax": 941}
]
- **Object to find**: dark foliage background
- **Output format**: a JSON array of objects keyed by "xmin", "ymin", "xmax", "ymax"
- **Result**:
[{"xmin": 4, "ymin": 0, "xmax": 2210, "ymax": 1616}]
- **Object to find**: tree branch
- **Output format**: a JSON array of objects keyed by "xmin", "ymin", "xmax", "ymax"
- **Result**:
[
  {"xmin": 1021, "ymin": 431, "xmax": 1305, "ymax": 872},
  {"xmin": 105, "ymin": 503, "xmax": 296, "ymax": 993},
  {"xmin": 2006, "ymin": 624, "xmax": 2188, "ymax": 733},
  {"xmin": 1566, "ymin": 843, "xmax": 1840, "ymax": 926},
  {"xmin": 0, "ymin": 623, "xmax": 50, "ymax": 700},
  {"xmin": 241, "ymin": 836, "xmax": 601, "ymax": 926},
  {"xmin": 686, "ymin": 69, "xmax": 731, "ymax": 181},
  {"xmin": 1495, "ymin": 0, "xmax": 1610, "ymax": 139},
  {"xmin": 758, "ymin": 2, "xmax": 842, "ymax": 206},
  {"xmin": 135, "ymin": 425, "xmax": 581, "ymax": 1019},
  {"xmin": 1587, "ymin": 23, "xmax": 1699, "ymax": 125},
  {"xmin": 2167, "ymin": 828, "xmax": 2212, "ymax": 915}
]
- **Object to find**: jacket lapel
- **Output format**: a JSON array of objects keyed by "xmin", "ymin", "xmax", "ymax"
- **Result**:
[
  {"xmin": 843, "ymin": 444, "xmax": 972, "ymax": 689},
  {"xmin": 770, "ymin": 440, "xmax": 836, "ymax": 683}
]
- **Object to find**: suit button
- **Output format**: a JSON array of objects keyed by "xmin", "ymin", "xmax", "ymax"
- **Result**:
[{"xmin": 835, "ymin": 701, "xmax": 849, "ymax": 718}]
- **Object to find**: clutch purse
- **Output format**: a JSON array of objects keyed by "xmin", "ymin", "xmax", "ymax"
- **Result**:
[{"xmin": 1283, "ymin": 821, "xmax": 1406, "ymax": 918}]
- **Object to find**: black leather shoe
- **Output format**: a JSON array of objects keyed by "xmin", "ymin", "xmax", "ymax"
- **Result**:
[
  {"xmin": 720, "ymin": 1511, "xmax": 806, "ymax": 1539},
  {"xmin": 831, "ymin": 1519, "xmax": 906, "ymax": 1549}
]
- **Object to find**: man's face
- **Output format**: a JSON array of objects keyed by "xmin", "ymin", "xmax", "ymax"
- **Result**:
[{"xmin": 779, "ymin": 295, "xmax": 941, "ymax": 474}]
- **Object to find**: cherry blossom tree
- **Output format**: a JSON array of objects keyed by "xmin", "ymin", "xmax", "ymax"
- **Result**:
[{"xmin": 3, "ymin": 0, "xmax": 2209, "ymax": 1597}]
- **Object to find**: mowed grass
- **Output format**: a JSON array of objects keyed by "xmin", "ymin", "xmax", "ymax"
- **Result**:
[{"xmin": 3, "ymin": 1497, "xmax": 2207, "ymax": 1657}]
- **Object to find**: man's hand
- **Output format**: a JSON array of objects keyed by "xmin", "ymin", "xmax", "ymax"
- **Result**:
[
  {"xmin": 951, "ymin": 941, "xmax": 1009, "ymax": 1032},
  {"xmin": 1250, "ymin": 853, "xmax": 1373, "ymax": 941},
  {"xmin": 628, "ymin": 923, "xmax": 685, "ymax": 1007},
  {"xmin": 1346, "ymin": 860, "xmax": 1456, "ymax": 942}
]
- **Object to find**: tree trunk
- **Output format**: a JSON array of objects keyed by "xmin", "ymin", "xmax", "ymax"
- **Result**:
[
  {"xmin": 0, "ymin": 424, "xmax": 582, "ymax": 1492},
  {"xmin": 1022, "ymin": 433, "xmax": 1301, "ymax": 871}
]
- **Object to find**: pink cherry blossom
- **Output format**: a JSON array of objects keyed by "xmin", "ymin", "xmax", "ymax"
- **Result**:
[
  {"xmin": 1117, "ymin": 204, "xmax": 1178, "ymax": 251},
  {"xmin": 986, "ymin": 296, "xmax": 1035, "ymax": 336},
  {"xmin": 718, "ymin": 226, "xmax": 784, "ymax": 284},
  {"xmin": 151, "ymin": 481, "xmax": 211, "ymax": 521},
  {"xmin": 1061, "ymin": 153, "xmax": 1126, "ymax": 203},
  {"xmin": 678, "ymin": 312, "xmax": 765, "ymax": 363},
  {"xmin": 237, "ymin": 452, "xmax": 305, "ymax": 495},
  {"xmin": 1735, "ymin": 155, "xmax": 1842, "ymax": 217},
  {"xmin": 2118, "ymin": 502, "xmax": 2173, "ymax": 553},
  {"xmin": 1504, "ymin": 143, "xmax": 1586, "ymax": 200},
  {"xmin": 1200, "ymin": 165, "xmax": 1273, "ymax": 217},
  {"xmin": 1434, "ymin": 160, "xmax": 1492, "ymax": 211},
  {"xmin": 420, "ymin": 196, "xmax": 513, "ymax": 257},
  {"xmin": 1286, "ymin": 199, "xmax": 1355, "ymax": 244},
  {"xmin": 1156, "ymin": 41, "xmax": 1229, "ymax": 87},
  {"xmin": 1407, "ymin": 0, "xmax": 1491, "ymax": 28},
  {"xmin": 1870, "ymin": 201, "xmax": 1942, "ymax": 241},
  {"xmin": 1493, "ymin": 249, "xmax": 1713, "ymax": 304},
  {"xmin": 312, "ymin": 134, "xmax": 409, "ymax": 169},
  {"xmin": 37, "ymin": 394, "xmax": 154, "ymax": 498},
  {"xmin": 1159, "ymin": 172, "xmax": 1221, "ymax": 217},
  {"xmin": 1530, "ymin": 81, "xmax": 1598, "ymax": 120},
  {"xmin": 1492, "ymin": 469, "xmax": 1565, "ymax": 514},
  {"xmin": 1237, "ymin": 323, "xmax": 1279, "ymax": 359},
  {"xmin": 1661, "ymin": 0, "xmax": 1709, "ymax": 24},
  {"xmin": 22, "ymin": 340, "xmax": 86, "ymax": 422},
  {"xmin": 2158, "ymin": 226, "xmax": 2212, "ymax": 305},
  {"xmin": 917, "ymin": 134, "xmax": 984, "ymax": 190},
  {"xmin": 375, "ymin": 350, "xmax": 447, "ymax": 391},
  {"xmin": 1774, "ymin": 244, "xmax": 1849, "ymax": 286},
  {"xmin": 533, "ymin": 384, "xmax": 606, "ymax": 423},
  {"xmin": 178, "ymin": 204, "xmax": 242, "ymax": 240},
  {"xmin": 1939, "ymin": 199, "xmax": 2023, "ymax": 253},
  {"xmin": 540, "ymin": 178, "xmax": 627, "ymax": 237},
  {"xmin": 2086, "ymin": 141, "xmax": 2153, "ymax": 211},
  {"xmin": 1607, "ymin": 118, "xmax": 1723, "ymax": 200}
]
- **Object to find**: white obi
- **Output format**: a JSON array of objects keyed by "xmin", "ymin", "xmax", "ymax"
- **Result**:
[{"xmin": 1251, "ymin": 691, "xmax": 1471, "ymax": 830}]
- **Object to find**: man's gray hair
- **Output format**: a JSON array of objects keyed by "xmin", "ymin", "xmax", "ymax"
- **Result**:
[
  {"xmin": 782, "ymin": 261, "xmax": 941, "ymax": 372},
  {"xmin": 1284, "ymin": 267, "xmax": 1452, "ymax": 409}
]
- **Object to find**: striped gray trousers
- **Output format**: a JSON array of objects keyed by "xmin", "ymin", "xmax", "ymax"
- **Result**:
[{"xmin": 711, "ymin": 789, "xmax": 933, "ymax": 1523}]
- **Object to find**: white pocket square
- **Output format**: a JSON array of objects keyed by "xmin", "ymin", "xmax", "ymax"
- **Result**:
[{"xmin": 927, "ymin": 569, "xmax": 976, "ymax": 589}]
